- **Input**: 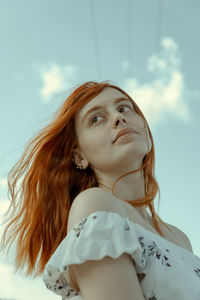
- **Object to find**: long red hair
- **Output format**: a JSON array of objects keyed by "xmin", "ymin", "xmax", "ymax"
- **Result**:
[{"xmin": 0, "ymin": 80, "xmax": 171, "ymax": 278}]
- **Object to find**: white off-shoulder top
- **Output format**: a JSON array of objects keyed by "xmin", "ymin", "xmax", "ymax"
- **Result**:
[{"xmin": 42, "ymin": 211, "xmax": 200, "ymax": 299}]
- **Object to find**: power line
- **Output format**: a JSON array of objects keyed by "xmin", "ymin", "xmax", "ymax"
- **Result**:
[
  {"xmin": 127, "ymin": 0, "xmax": 133, "ymax": 78},
  {"xmin": 89, "ymin": 0, "xmax": 102, "ymax": 81},
  {"xmin": 155, "ymin": 0, "xmax": 164, "ymax": 54}
]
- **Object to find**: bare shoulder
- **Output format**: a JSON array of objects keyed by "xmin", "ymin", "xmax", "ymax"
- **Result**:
[
  {"xmin": 67, "ymin": 187, "xmax": 146, "ymax": 300},
  {"xmin": 167, "ymin": 223, "xmax": 194, "ymax": 254},
  {"xmin": 67, "ymin": 187, "xmax": 121, "ymax": 234}
]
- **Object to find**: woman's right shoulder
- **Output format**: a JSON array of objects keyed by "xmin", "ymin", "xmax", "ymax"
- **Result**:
[
  {"xmin": 66, "ymin": 187, "xmax": 146, "ymax": 300},
  {"xmin": 71, "ymin": 187, "xmax": 119, "ymax": 210},
  {"xmin": 67, "ymin": 187, "xmax": 121, "ymax": 234}
]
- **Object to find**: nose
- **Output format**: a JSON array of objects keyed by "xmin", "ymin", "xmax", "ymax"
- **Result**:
[{"xmin": 113, "ymin": 114, "xmax": 127, "ymax": 127}]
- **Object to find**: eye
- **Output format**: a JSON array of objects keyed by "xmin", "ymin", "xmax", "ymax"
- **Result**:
[
  {"xmin": 90, "ymin": 114, "xmax": 103, "ymax": 125},
  {"xmin": 89, "ymin": 104, "xmax": 133, "ymax": 125},
  {"xmin": 118, "ymin": 104, "xmax": 132, "ymax": 113}
]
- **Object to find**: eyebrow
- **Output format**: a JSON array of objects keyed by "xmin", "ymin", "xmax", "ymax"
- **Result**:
[{"xmin": 82, "ymin": 97, "xmax": 132, "ymax": 124}]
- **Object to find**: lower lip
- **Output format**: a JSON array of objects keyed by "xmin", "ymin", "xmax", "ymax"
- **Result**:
[{"xmin": 115, "ymin": 132, "xmax": 136, "ymax": 142}]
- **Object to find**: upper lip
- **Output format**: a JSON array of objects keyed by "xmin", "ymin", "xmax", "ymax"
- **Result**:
[{"xmin": 113, "ymin": 128, "xmax": 138, "ymax": 143}]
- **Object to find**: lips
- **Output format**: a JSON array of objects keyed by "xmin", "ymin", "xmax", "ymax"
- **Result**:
[{"xmin": 113, "ymin": 128, "xmax": 137, "ymax": 143}]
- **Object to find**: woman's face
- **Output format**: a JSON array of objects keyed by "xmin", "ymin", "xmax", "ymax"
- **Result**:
[{"xmin": 73, "ymin": 87, "xmax": 152, "ymax": 175}]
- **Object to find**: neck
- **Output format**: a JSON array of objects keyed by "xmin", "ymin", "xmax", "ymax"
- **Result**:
[{"xmin": 98, "ymin": 171, "xmax": 150, "ymax": 224}]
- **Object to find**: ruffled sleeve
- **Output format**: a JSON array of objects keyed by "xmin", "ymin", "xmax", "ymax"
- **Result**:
[{"xmin": 42, "ymin": 211, "xmax": 146, "ymax": 299}]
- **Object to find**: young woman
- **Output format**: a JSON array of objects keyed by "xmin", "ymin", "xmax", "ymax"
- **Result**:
[{"xmin": 1, "ymin": 81, "xmax": 199, "ymax": 300}]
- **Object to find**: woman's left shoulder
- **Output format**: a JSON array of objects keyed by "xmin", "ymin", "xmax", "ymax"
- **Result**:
[{"xmin": 168, "ymin": 223, "xmax": 194, "ymax": 254}]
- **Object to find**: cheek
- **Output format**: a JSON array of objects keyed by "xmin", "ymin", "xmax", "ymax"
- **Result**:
[
  {"xmin": 145, "ymin": 131, "xmax": 152, "ymax": 152},
  {"xmin": 137, "ymin": 116, "xmax": 146, "ymax": 129},
  {"xmin": 82, "ymin": 131, "xmax": 111, "ymax": 152},
  {"xmin": 80, "ymin": 133, "xmax": 97, "ymax": 149},
  {"xmin": 87, "ymin": 133, "xmax": 106, "ymax": 145}
]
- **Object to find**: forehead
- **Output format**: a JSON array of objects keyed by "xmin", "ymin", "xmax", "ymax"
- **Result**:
[{"xmin": 78, "ymin": 87, "xmax": 128, "ymax": 117}]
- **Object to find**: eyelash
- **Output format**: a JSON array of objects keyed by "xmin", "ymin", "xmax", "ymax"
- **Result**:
[{"xmin": 89, "ymin": 104, "xmax": 133, "ymax": 125}]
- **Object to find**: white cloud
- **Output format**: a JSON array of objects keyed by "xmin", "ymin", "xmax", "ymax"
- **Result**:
[
  {"xmin": 0, "ymin": 198, "xmax": 10, "ymax": 217},
  {"xmin": 0, "ymin": 176, "xmax": 7, "ymax": 188},
  {"xmin": 0, "ymin": 259, "xmax": 82, "ymax": 300},
  {"xmin": 33, "ymin": 62, "xmax": 78, "ymax": 102},
  {"xmin": 122, "ymin": 37, "xmax": 194, "ymax": 128},
  {"xmin": 0, "ymin": 262, "xmax": 16, "ymax": 298},
  {"xmin": 0, "ymin": 198, "xmax": 10, "ymax": 242},
  {"xmin": 122, "ymin": 60, "xmax": 130, "ymax": 72},
  {"xmin": 0, "ymin": 260, "xmax": 59, "ymax": 300}
]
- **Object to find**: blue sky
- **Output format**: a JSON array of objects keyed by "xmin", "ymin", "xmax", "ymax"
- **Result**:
[{"xmin": 0, "ymin": 0, "xmax": 200, "ymax": 299}]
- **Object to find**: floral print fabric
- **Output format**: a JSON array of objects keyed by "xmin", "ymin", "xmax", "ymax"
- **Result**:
[{"xmin": 42, "ymin": 211, "xmax": 200, "ymax": 299}]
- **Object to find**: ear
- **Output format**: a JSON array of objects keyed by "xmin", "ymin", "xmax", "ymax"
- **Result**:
[{"xmin": 72, "ymin": 149, "xmax": 89, "ymax": 169}]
